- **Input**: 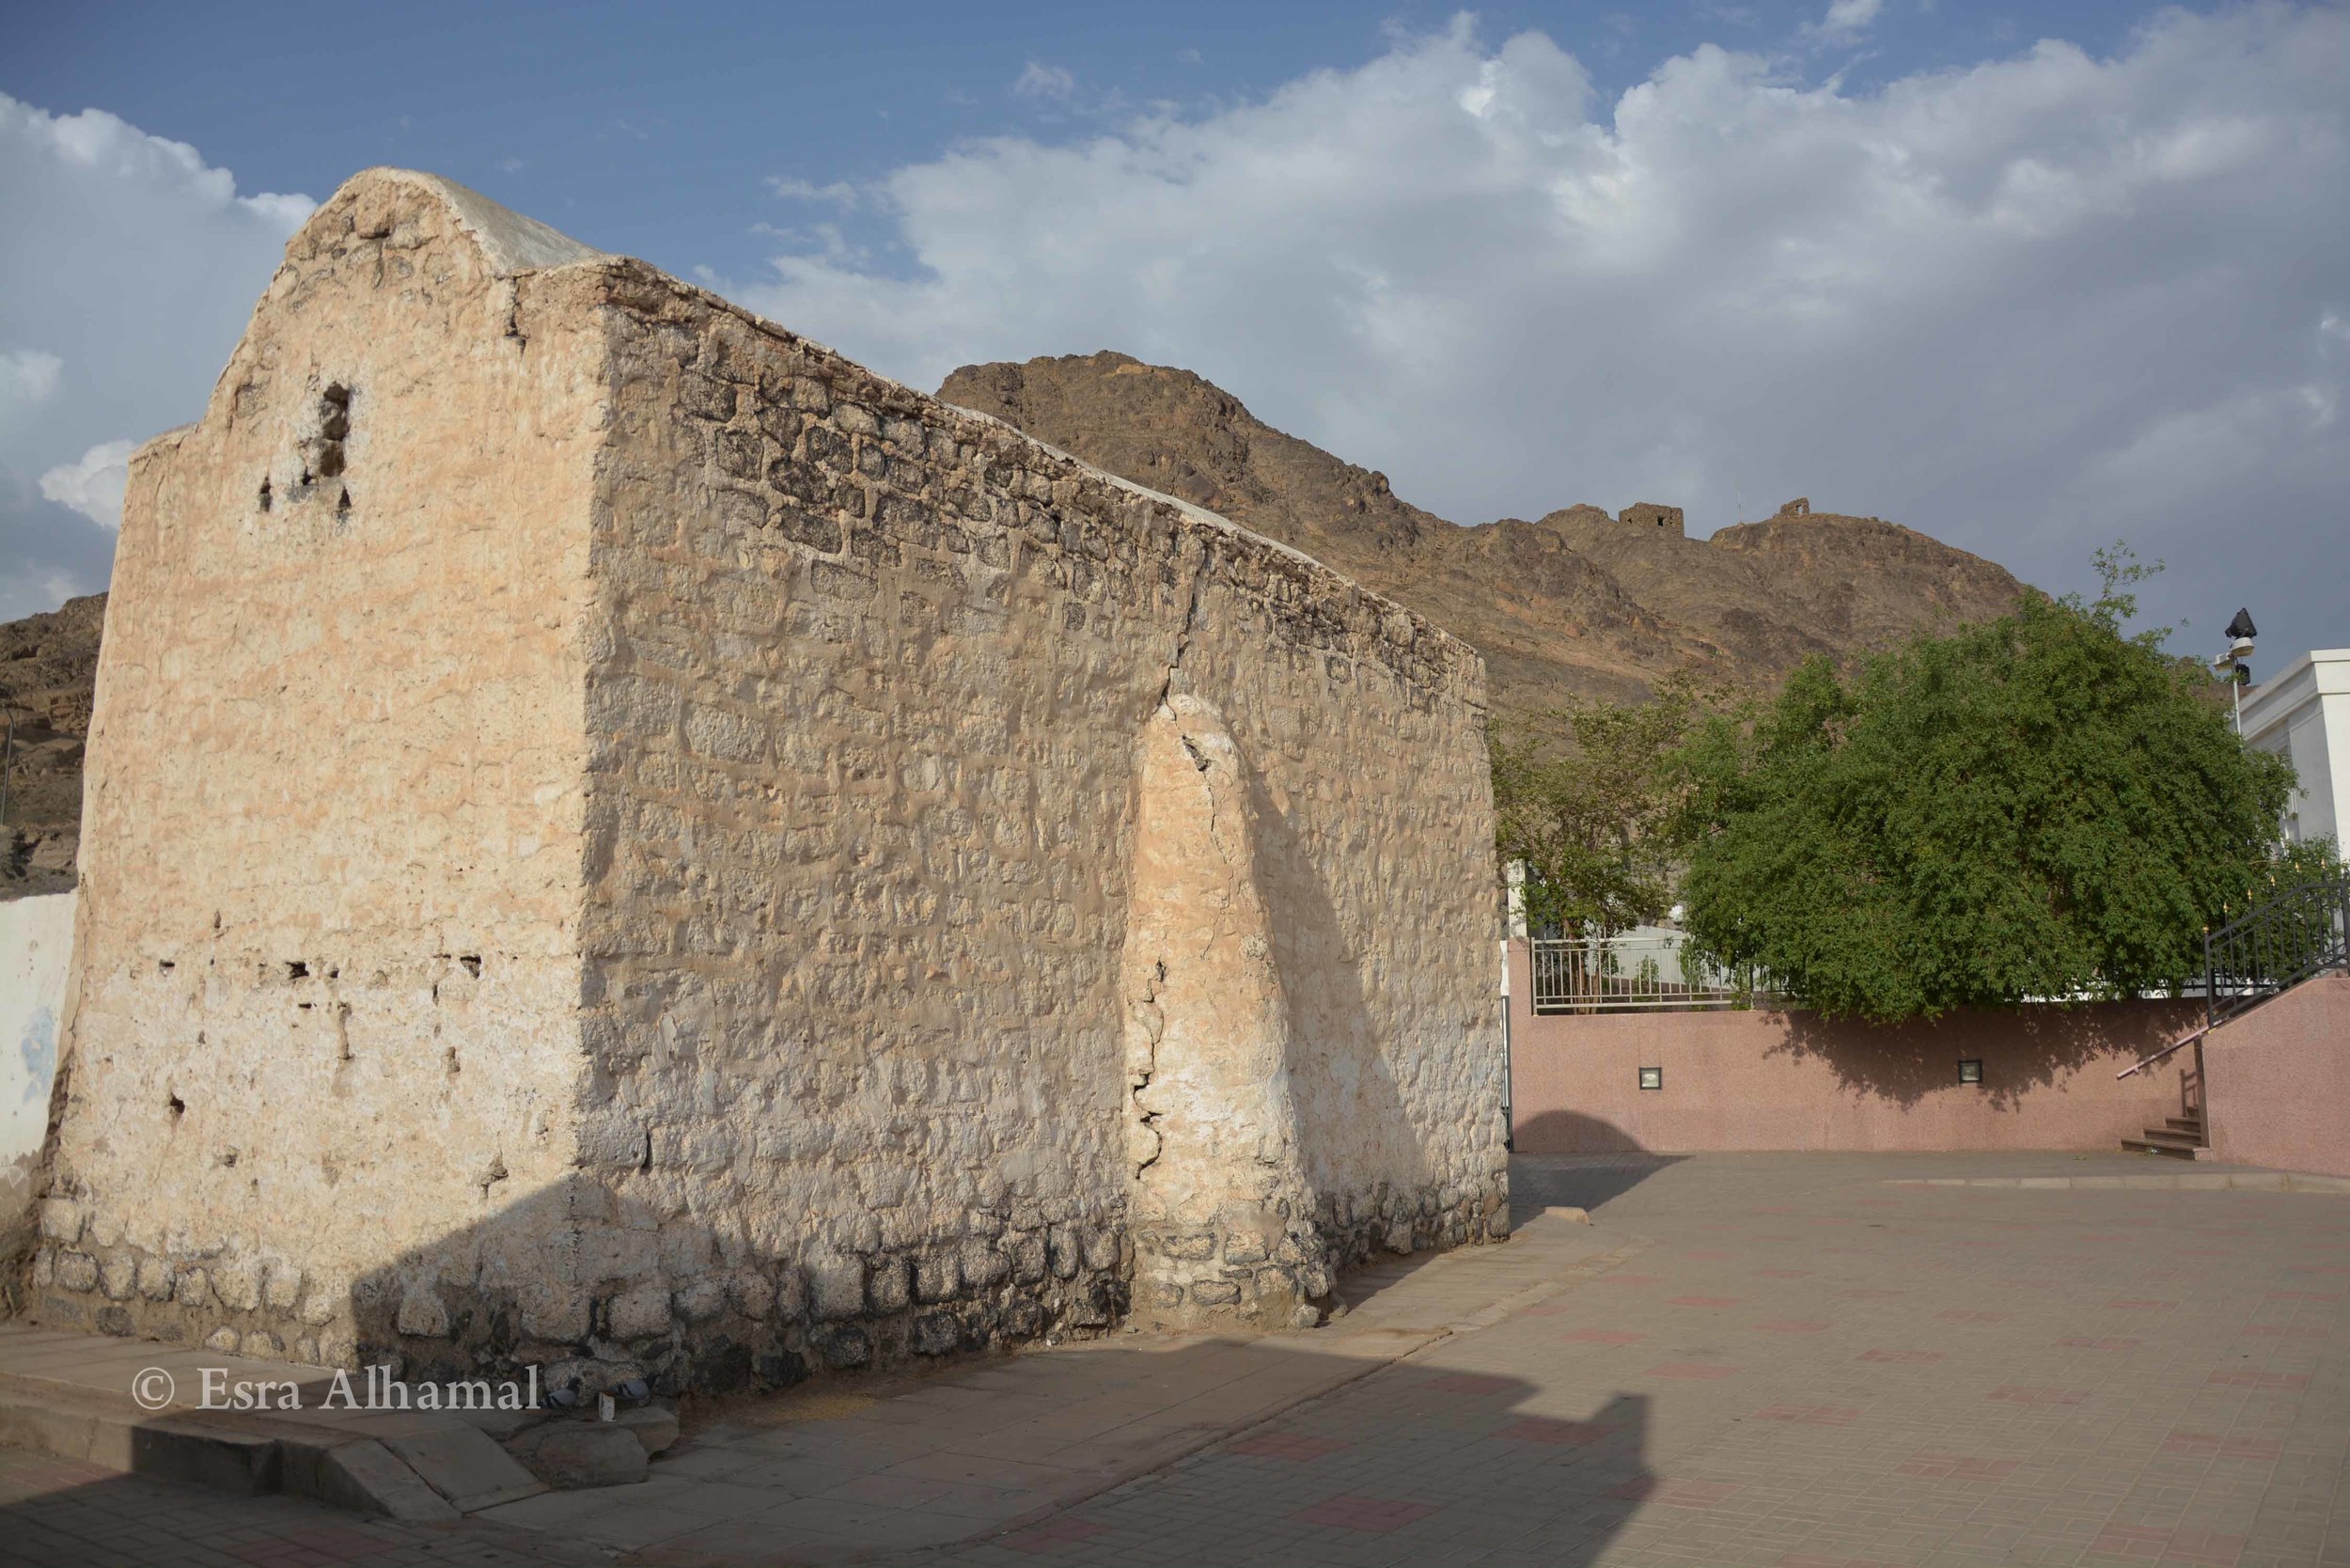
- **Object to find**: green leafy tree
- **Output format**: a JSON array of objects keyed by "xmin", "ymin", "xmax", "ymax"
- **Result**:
[
  {"xmin": 2265, "ymin": 834, "xmax": 2345, "ymax": 892},
  {"xmin": 1492, "ymin": 673, "xmax": 1710, "ymax": 936},
  {"xmin": 1676, "ymin": 557, "xmax": 2294, "ymax": 1021}
]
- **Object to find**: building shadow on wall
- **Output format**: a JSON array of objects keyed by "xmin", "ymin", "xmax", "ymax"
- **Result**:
[
  {"xmin": 1768, "ymin": 1002, "xmax": 2197, "ymax": 1111},
  {"xmin": 345, "ymin": 1170, "xmax": 785, "ymax": 1394},
  {"xmin": 339, "ymin": 1168, "xmax": 1120, "ymax": 1399},
  {"xmin": 1243, "ymin": 765, "xmax": 1453, "ymax": 1260}
]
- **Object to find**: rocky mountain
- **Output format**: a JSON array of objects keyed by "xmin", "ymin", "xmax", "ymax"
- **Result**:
[
  {"xmin": 940, "ymin": 351, "xmax": 2027, "ymax": 714},
  {"xmin": 0, "ymin": 592, "xmax": 102, "ymax": 898}
]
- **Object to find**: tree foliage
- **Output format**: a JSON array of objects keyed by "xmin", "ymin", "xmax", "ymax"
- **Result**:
[
  {"xmin": 1676, "ymin": 567, "xmax": 2295, "ymax": 1022},
  {"xmin": 1491, "ymin": 673, "xmax": 1708, "ymax": 936},
  {"xmin": 2266, "ymin": 834, "xmax": 2345, "ymax": 893}
]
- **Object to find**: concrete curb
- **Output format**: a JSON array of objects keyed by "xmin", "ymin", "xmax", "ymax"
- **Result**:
[{"xmin": 1888, "ymin": 1171, "xmax": 2350, "ymax": 1193}]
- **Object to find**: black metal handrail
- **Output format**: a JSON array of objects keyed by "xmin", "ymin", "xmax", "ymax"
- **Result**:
[{"xmin": 2203, "ymin": 875, "xmax": 2350, "ymax": 1031}]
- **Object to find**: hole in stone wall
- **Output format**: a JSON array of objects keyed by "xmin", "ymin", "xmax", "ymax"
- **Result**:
[
  {"xmin": 258, "ymin": 478, "xmax": 272, "ymax": 513},
  {"xmin": 287, "ymin": 960, "xmax": 308, "ymax": 980},
  {"xmin": 445, "ymin": 1046, "xmax": 461, "ymax": 1076},
  {"xmin": 311, "ymin": 384, "xmax": 352, "ymax": 499},
  {"xmin": 166, "ymin": 1093, "xmax": 184, "ymax": 1119},
  {"xmin": 157, "ymin": 960, "xmax": 174, "ymax": 973},
  {"xmin": 458, "ymin": 954, "xmax": 481, "ymax": 978}
]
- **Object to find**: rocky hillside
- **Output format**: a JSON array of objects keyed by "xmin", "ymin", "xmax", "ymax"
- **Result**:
[
  {"xmin": 941, "ymin": 352, "xmax": 2026, "ymax": 713},
  {"xmin": 0, "ymin": 592, "xmax": 102, "ymax": 898}
]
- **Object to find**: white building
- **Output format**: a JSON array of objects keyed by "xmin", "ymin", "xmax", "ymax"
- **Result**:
[{"xmin": 2240, "ymin": 650, "xmax": 2350, "ymax": 846}]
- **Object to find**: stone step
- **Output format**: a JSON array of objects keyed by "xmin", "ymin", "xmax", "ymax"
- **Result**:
[
  {"xmin": 0, "ymin": 1325, "xmax": 563, "ymax": 1522},
  {"xmin": 0, "ymin": 1365, "xmax": 457, "ymax": 1520},
  {"xmin": 2122, "ymin": 1136, "xmax": 2202, "ymax": 1160},
  {"xmin": 2165, "ymin": 1117, "xmax": 2206, "ymax": 1135}
]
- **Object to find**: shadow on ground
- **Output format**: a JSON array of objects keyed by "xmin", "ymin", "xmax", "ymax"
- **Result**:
[
  {"xmin": 1509, "ymin": 1148, "xmax": 1686, "ymax": 1224},
  {"xmin": 0, "ymin": 1327, "xmax": 1661, "ymax": 1568}
]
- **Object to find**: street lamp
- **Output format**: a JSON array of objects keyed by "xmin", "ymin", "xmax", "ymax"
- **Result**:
[{"xmin": 2214, "ymin": 607, "xmax": 2257, "ymax": 736}]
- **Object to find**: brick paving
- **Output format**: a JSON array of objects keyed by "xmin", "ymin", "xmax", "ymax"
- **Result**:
[
  {"xmin": 923, "ymin": 1155, "xmax": 2350, "ymax": 1568},
  {"xmin": 4, "ymin": 1152, "xmax": 2347, "ymax": 1566}
]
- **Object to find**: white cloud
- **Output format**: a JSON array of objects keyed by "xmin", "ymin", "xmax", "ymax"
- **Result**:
[
  {"xmin": 1013, "ymin": 62, "xmax": 1078, "ymax": 102},
  {"xmin": 766, "ymin": 176, "xmax": 860, "ymax": 207},
  {"xmin": 0, "ymin": 94, "xmax": 312, "ymax": 619},
  {"xmin": 720, "ymin": 8, "xmax": 2350, "ymax": 661},
  {"xmin": 39, "ymin": 438, "xmax": 134, "ymax": 530},
  {"xmin": 1819, "ymin": 0, "xmax": 1884, "ymax": 40},
  {"xmin": 0, "ymin": 349, "xmax": 63, "ymax": 416}
]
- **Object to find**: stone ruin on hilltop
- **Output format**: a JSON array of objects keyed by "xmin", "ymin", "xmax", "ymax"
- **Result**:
[{"xmin": 16, "ymin": 170, "xmax": 1508, "ymax": 1395}]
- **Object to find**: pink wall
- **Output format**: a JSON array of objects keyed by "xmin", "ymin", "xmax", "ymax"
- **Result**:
[
  {"xmin": 1507, "ymin": 940, "xmax": 2198, "ymax": 1154},
  {"xmin": 2204, "ymin": 975, "xmax": 2350, "ymax": 1178}
]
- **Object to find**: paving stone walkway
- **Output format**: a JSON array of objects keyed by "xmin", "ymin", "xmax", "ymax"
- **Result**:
[{"xmin": 5, "ymin": 1152, "xmax": 2346, "ymax": 1567}]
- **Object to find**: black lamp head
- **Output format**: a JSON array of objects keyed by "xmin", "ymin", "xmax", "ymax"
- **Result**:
[{"xmin": 2225, "ymin": 607, "xmax": 2257, "ymax": 641}]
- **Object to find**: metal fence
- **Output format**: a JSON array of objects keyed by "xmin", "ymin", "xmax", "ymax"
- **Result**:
[
  {"xmin": 1528, "ymin": 931, "xmax": 1774, "ymax": 1014},
  {"xmin": 2204, "ymin": 876, "xmax": 2350, "ymax": 1030}
]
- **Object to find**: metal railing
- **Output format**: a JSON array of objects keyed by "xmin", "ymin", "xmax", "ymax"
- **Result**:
[
  {"xmin": 1528, "ymin": 931, "xmax": 1775, "ymax": 1013},
  {"xmin": 2203, "ymin": 875, "xmax": 2350, "ymax": 1030},
  {"xmin": 2122, "ymin": 874, "xmax": 2346, "ymax": 1081}
]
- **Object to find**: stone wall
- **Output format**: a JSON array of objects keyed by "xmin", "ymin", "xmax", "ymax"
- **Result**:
[
  {"xmin": 562, "ymin": 259, "xmax": 1506, "ymax": 1370},
  {"xmin": 18, "ymin": 170, "xmax": 1507, "ymax": 1392},
  {"xmin": 27, "ymin": 175, "xmax": 606, "ymax": 1370},
  {"xmin": 1617, "ymin": 503, "xmax": 1684, "ymax": 537}
]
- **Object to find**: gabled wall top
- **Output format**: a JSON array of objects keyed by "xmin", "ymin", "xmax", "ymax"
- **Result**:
[{"xmin": 342, "ymin": 167, "xmax": 604, "ymax": 276}]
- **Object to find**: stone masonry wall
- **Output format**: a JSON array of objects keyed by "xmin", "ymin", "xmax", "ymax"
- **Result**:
[
  {"xmin": 27, "ymin": 174, "xmax": 605, "ymax": 1371},
  {"xmin": 561, "ymin": 261, "xmax": 1507, "ymax": 1372},
  {"xmin": 22, "ymin": 170, "xmax": 1508, "ymax": 1392}
]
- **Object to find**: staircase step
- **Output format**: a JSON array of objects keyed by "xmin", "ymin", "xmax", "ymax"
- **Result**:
[
  {"xmin": 2165, "ymin": 1118, "xmax": 2205, "ymax": 1134},
  {"xmin": 2122, "ymin": 1137, "xmax": 2202, "ymax": 1160}
]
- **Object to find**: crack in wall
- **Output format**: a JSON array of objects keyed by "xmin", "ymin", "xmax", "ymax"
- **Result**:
[
  {"xmin": 1154, "ymin": 556, "xmax": 1211, "ymax": 709},
  {"xmin": 1129, "ymin": 959, "xmax": 1166, "ymax": 1180}
]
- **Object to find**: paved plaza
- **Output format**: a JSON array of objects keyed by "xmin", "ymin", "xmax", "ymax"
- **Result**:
[{"xmin": 4, "ymin": 1152, "xmax": 2346, "ymax": 1567}]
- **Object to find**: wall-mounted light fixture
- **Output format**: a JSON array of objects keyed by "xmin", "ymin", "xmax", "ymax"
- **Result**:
[
  {"xmin": 1638, "ymin": 1066, "xmax": 1664, "ymax": 1091},
  {"xmin": 1958, "ymin": 1059, "xmax": 1983, "ymax": 1085}
]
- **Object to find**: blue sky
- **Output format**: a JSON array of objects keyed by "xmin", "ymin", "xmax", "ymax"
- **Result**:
[{"xmin": 4, "ymin": 2, "xmax": 2345, "ymax": 670}]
